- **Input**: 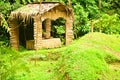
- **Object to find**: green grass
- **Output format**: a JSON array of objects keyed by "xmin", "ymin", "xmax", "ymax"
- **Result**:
[
  {"xmin": 54, "ymin": 32, "xmax": 120, "ymax": 80},
  {"xmin": 0, "ymin": 32, "xmax": 120, "ymax": 80}
]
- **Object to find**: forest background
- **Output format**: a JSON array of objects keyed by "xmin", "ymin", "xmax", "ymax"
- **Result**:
[
  {"xmin": 0, "ymin": 0, "xmax": 120, "ymax": 43},
  {"xmin": 0, "ymin": 0, "xmax": 120, "ymax": 80}
]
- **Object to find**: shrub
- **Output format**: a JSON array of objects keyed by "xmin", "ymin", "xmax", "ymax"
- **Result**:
[{"xmin": 94, "ymin": 14, "xmax": 120, "ymax": 34}]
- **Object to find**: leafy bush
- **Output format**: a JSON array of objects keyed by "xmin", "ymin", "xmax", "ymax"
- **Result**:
[
  {"xmin": 0, "ymin": 14, "xmax": 9, "ymax": 32},
  {"xmin": 94, "ymin": 14, "xmax": 120, "ymax": 34},
  {"xmin": 51, "ymin": 18, "xmax": 66, "ymax": 44},
  {"xmin": 73, "ymin": 3, "xmax": 90, "ymax": 38}
]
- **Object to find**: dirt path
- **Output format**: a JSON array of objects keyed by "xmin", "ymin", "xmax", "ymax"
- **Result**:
[
  {"xmin": 104, "ymin": 46, "xmax": 120, "ymax": 72},
  {"xmin": 104, "ymin": 46, "xmax": 120, "ymax": 59},
  {"xmin": 104, "ymin": 46, "xmax": 120, "ymax": 80}
]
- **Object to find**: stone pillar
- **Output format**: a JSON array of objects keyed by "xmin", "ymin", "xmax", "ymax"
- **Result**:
[
  {"xmin": 65, "ymin": 18, "xmax": 74, "ymax": 45},
  {"xmin": 45, "ymin": 19, "xmax": 51, "ymax": 39},
  {"xmin": 34, "ymin": 15, "xmax": 42, "ymax": 50},
  {"xmin": 9, "ymin": 20, "xmax": 19, "ymax": 50}
]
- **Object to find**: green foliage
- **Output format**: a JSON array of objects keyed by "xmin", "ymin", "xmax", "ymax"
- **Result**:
[
  {"xmin": 0, "ymin": 0, "xmax": 120, "ymax": 42},
  {"xmin": 51, "ymin": 18, "xmax": 66, "ymax": 44},
  {"xmin": 71, "ymin": 0, "xmax": 100, "ymax": 37},
  {"xmin": 1, "ymin": 32, "xmax": 120, "ymax": 80},
  {"xmin": 0, "ymin": 14, "xmax": 9, "ymax": 33},
  {"xmin": 73, "ymin": 3, "xmax": 90, "ymax": 37},
  {"xmin": 0, "ymin": 1, "xmax": 11, "ymax": 16},
  {"xmin": 1, "ymin": 0, "xmax": 120, "ymax": 78},
  {"xmin": 0, "ymin": 14, "xmax": 10, "ymax": 45},
  {"xmin": 105, "ymin": 0, "xmax": 120, "ymax": 15},
  {"xmin": 0, "ymin": 42, "xmax": 29, "ymax": 80},
  {"xmin": 0, "ymin": 0, "xmax": 23, "ymax": 43},
  {"xmin": 54, "ymin": 25, "xmax": 65, "ymax": 43},
  {"xmin": 94, "ymin": 14, "xmax": 120, "ymax": 34},
  {"xmin": 55, "ymin": 25, "xmax": 65, "ymax": 34},
  {"xmin": 79, "ymin": 0, "xmax": 99, "ymax": 19},
  {"xmin": 71, "ymin": 0, "xmax": 120, "ymax": 37},
  {"xmin": 0, "ymin": 1, "xmax": 22, "ymax": 16}
]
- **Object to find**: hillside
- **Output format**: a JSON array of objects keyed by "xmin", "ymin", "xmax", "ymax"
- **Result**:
[
  {"xmin": 0, "ymin": 32, "xmax": 120, "ymax": 80},
  {"xmin": 55, "ymin": 32, "xmax": 120, "ymax": 80}
]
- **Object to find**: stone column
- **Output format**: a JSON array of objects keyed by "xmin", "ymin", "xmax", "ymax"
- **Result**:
[
  {"xmin": 9, "ymin": 20, "xmax": 19, "ymax": 50},
  {"xmin": 45, "ymin": 19, "xmax": 51, "ymax": 39},
  {"xmin": 34, "ymin": 15, "xmax": 42, "ymax": 50},
  {"xmin": 65, "ymin": 17, "xmax": 74, "ymax": 45}
]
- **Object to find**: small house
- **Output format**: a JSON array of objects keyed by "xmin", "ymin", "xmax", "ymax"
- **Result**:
[{"xmin": 9, "ymin": 2, "xmax": 74, "ymax": 50}]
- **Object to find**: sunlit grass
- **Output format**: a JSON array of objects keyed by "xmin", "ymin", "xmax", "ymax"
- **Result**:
[{"xmin": 1, "ymin": 32, "xmax": 120, "ymax": 80}]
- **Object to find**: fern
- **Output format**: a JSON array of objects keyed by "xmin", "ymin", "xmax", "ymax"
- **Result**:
[
  {"xmin": 22, "ymin": 0, "xmax": 27, "ymax": 4},
  {"xmin": 15, "ymin": 0, "xmax": 21, "ymax": 4},
  {"xmin": 27, "ymin": 0, "xmax": 32, "ymax": 3},
  {"xmin": 0, "ymin": 14, "xmax": 9, "ymax": 33}
]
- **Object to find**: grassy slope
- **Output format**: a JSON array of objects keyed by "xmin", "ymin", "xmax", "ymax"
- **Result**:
[
  {"xmin": 55, "ymin": 32, "xmax": 120, "ymax": 80},
  {"xmin": 1, "ymin": 32, "xmax": 120, "ymax": 80}
]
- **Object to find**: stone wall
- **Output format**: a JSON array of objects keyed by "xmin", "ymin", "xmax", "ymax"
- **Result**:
[
  {"xmin": 45, "ymin": 19, "xmax": 51, "ymax": 39},
  {"xmin": 9, "ymin": 20, "xmax": 19, "ymax": 50},
  {"xmin": 65, "ymin": 17, "xmax": 74, "ymax": 45},
  {"xmin": 42, "ymin": 7, "xmax": 74, "ymax": 46},
  {"xmin": 33, "ymin": 15, "xmax": 42, "ymax": 50}
]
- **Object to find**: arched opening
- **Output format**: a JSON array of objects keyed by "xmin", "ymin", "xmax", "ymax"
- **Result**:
[{"xmin": 51, "ymin": 17, "xmax": 66, "ymax": 44}]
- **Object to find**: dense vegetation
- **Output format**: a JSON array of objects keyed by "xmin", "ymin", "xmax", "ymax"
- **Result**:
[
  {"xmin": 0, "ymin": 32, "xmax": 120, "ymax": 80},
  {"xmin": 0, "ymin": 0, "xmax": 120, "ymax": 80},
  {"xmin": 0, "ymin": 0, "xmax": 120, "ymax": 40}
]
